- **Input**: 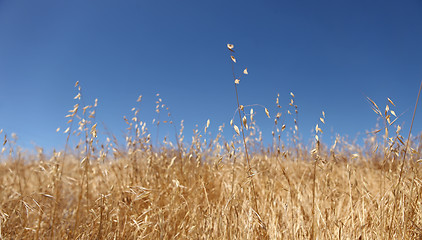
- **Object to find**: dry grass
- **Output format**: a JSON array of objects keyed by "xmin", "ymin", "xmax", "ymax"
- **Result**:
[
  {"xmin": 0, "ymin": 45, "xmax": 421, "ymax": 239},
  {"xmin": 1, "ymin": 148, "xmax": 421, "ymax": 239}
]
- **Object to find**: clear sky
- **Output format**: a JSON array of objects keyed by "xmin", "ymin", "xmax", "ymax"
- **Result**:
[{"xmin": 0, "ymin": 0, "xmax": 421, "ymax": 151}]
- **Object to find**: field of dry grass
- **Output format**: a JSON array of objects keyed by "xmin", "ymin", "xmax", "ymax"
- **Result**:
[
  {"xmin": 0, "ymin": 142, "xmax": 421, "ymax": 239},
  {"xmin": 0, "ymin": 45, "xmax": 421, "ymax": 239}
]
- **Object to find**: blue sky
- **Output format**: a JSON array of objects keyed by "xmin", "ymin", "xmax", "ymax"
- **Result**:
[{"xmin": 0, "ymin": 0, "xmax": 421, "ymax": 151}]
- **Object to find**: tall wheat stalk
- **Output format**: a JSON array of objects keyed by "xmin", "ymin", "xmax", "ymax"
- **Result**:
[
  {"xmin": 389, "ymin": 80, "xmax": 422, "ymax": 239},
  {"xmin": 228, "ymin": 44, "xmax": 268, "ymax": 237}
]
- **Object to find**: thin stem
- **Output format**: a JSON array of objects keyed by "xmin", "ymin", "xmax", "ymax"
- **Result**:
[
  {"xmin": 311, "ymin": 140, "xmax": 319, "ymax": 240},
  {"xmin": 234, "ymin": 83, "xmax": 251, "ymax": 169},
  {"xmin": 389, "ymin": 80, "xmax": 422, "ymax": 239}
]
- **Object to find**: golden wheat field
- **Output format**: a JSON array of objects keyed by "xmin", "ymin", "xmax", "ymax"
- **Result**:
[{"xmin": 1, "ymin": 45, "xmax": 422, "ymax": 240}]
